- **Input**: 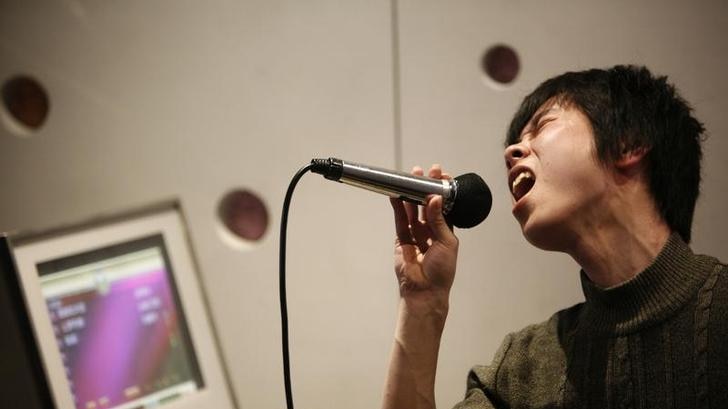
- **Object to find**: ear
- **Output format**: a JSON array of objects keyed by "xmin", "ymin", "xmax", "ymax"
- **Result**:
[{"xmin": 615, "ymin": 146, "xmax": 649, "ymax": 173}]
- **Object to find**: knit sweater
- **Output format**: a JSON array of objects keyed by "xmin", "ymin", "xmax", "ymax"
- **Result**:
[{"xmin": 454, "ymin": 234, "xmax": 727, "ymax": 409}]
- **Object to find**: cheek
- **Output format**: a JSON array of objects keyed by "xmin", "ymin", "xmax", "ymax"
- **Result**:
[{"xmin": 542, "ymin": 147, "xmax": 604, "ymax": 197}]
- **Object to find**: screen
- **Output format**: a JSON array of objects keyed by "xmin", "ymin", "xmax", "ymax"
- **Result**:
[{"xmin": 37, "ymin": 234, "xmax": 203, "ymax": 409}]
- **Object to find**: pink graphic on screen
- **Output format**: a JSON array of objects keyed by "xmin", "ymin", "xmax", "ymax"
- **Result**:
[{"xmin": 45, "ymin": 259, "xmax": 199, "ymax": 409}]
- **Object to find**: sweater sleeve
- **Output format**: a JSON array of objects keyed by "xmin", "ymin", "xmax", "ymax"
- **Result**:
[
  {"xmin": 451, "ymin": 307, "xmax": 579, "ymax": 409},
  {"xmin": 451, "ymin": 334, "xmax": 514, "ymax": 409}
]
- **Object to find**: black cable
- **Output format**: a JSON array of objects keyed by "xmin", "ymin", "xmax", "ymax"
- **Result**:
[{"xmin": 279, "ymin": 163, "xmax": 314, "ymax": 409}]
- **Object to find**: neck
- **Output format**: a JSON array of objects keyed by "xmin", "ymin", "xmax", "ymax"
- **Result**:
[
  {"xmin": 567, "ymin": 184, "xmax": 672, "ymax": 288},
  {"xmin": 572, "ymin": 223, "xmax": 671, "ymax": 288},
  {"xmin": 577, "ymin": 233, "xmax": 713, "ymax": 335}
]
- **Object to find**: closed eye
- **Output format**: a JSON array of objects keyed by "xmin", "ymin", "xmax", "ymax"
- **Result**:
[
  {"xmin": 535, "ymin": 117, "xmax": 556, "ymax": 133},
  {"xmin": 518, "ymin": 106, "xmax": 561, "ymax": 142}
]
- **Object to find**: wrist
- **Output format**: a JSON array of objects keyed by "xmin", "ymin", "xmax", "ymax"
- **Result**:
[
  {"xmin": 401, "ymin": 289, "xmax": 449, "ymax": 320},
  {"xmin": 396, "ymin": 293, "xmax": 450, "ymax": 346},
  {"xmin": 403, "ymin": 296, "xmax": 448, "ymax": 322}
]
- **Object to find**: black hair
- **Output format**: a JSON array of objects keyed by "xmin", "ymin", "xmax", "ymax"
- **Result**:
[{"xmin": 506, "ymin": 65, "xmax": 705, "ymax": 242}]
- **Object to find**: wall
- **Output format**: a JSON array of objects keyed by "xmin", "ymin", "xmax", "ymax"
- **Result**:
[{"xmin": 1, "ymin": 1, "xmax": 726, "ymax": 408}]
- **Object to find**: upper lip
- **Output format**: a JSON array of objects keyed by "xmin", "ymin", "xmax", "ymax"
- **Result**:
[{"xmin": 508, "ymin": 165, "xmax": 535, "ymax": 200}]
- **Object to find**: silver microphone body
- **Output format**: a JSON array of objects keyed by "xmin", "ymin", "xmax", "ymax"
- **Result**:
[
  {"xmin": 335, "ymin": 160, "xmax": 457, "ymax": 213},
  {"xmin": 311, "ymin": 157, "xmax": 491, "ymax": 228}
]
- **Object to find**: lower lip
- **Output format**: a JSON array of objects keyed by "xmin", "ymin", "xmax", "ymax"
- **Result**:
[{"xmin": 512, "ymin": 186, "xmax": 533, "ymax": 213}]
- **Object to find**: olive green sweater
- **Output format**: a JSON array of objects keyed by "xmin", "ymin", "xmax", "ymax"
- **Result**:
[{"xmin": 455, "ymin": 234, "xmax": 727, "ymax": 409}]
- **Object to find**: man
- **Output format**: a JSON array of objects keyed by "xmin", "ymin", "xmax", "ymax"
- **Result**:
[{"xmin": 381, "ymin": 65, "xmax": 727, "ymax": 409}]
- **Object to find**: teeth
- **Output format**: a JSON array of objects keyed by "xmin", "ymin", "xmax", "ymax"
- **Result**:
[{"xmin": 512, "ymin": 171, "xmax": 534, "ymax": 193}]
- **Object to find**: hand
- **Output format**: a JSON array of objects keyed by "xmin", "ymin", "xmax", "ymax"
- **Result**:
[
  {"xmin": 390, "ymin": 165, "xmax": 459, "ymax": 308},
  {"xmin": 383, "ymin": 165, "xmax": 457, "ymax": 409}
]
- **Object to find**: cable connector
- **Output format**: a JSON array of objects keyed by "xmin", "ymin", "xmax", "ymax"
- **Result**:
[{"xmin": 310, "ymin": 157, "xmax": 344, "ymax": 181}]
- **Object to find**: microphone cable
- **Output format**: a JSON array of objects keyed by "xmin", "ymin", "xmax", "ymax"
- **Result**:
[
  {"xmin": 279, "ymin": 162, "xmax": 315, "ymax": 409},
  {"xmin": 278, "ymin": 158, "xmax": 489, "ymax": 408}
]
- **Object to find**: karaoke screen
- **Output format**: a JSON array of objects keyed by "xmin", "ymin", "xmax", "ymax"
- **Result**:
[{"xmin": 37, "ymin": 234, "xmax": 203, "ymax": 409}]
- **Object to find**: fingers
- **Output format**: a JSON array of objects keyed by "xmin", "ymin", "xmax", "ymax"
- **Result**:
[
  {"xmin": 391, "ymin": 163, "xmax": 456, "ymax": 253},
  {"xmin": 407, "ymin": 166, "xmax": 434, "ymax": 253},
  {"xmin": 424, "ymin": 163, "xmax": 457, "ymax": 246},
  {"xmin": 428, "ymin": 164, "xmax": 442, "ymax": 179},
  {"xmin": 390, "ymin": 197, "xmax": 412, "ymax": 242},
  {"xmin": 391, "ymin": 196, "xmax": 430, "ymax": 257},
  {"xmin": 403, "ymin": 200, "xmax": 419, "ymax": 228},
  {"xmin": 425, "ymin": 195, "xmax": 457, "ymax": 247},
  {"xmin": 400, "ymin": 165, "xmax": 423, "ymax": 223},
  {"xmin": 421, "ymin": 164, "xmax": 451, "ymax": 226}
]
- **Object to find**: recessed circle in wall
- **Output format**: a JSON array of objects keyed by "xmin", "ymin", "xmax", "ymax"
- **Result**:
[
  {"xmin": 217, "ymin": 189, "xmax": 269, "ymax": 250},
  {"xmin": 1, "ymin": 75, "xmax": 50, "ymax": 136},
  {"xmin": 481, "ymin": 44, "xmax": 520, "ymax": 86}
]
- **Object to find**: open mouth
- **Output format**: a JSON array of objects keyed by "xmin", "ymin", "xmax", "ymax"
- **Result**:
[{"xmin": 511, "ymin": 170, "xmax": 535, "ymax": 202}]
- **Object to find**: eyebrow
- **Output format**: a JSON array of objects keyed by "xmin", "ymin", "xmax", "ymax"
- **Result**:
[{"xmin": 520, "ymin": 106, "xmax": 561, "ymax": 140}]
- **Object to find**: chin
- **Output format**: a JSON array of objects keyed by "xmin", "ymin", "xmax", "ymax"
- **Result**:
[{"xmin": 520, "ymin": 217, "xmax": 572, "ymax": 253}]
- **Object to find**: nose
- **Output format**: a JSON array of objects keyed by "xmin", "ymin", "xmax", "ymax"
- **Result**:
[{"xmin": 504, "ymin": 143, "xmax": 530, "ymax": 170}]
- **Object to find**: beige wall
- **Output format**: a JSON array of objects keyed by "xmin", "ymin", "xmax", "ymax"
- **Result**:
[{"xmin": 1, "ymin": 1, "xmax": 726, "ymax": 408}]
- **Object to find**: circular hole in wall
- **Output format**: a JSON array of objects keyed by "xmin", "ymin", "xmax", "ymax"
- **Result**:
[
  {"xmin": 1, "ymin": 75, "xmax": 50, "ymax": 136},
  {"xmin": 217, "ymin": 189, "xmax": 269, "ymax": 250},
  {"xmin": 481, "ymin": 44, "xmax": 520, "ymax": 86}
]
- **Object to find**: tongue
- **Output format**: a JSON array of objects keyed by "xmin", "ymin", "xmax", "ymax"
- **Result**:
[{"xmin": 514, "ymin": 177, "xmax": 534, "ymax": 201}]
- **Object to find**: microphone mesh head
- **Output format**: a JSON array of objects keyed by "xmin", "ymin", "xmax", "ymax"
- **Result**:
[{"xmin": 445, "ymin": 173, "xmax": 492, "ymax": 228}]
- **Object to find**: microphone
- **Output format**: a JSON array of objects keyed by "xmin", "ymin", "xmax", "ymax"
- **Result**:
[{"xmin": 310, "ymin": 157, "xmax": 492, "ymax": 228}]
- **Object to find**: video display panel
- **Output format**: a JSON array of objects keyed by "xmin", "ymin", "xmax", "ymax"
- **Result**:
[{"xmin": 37, "ymin": 234, "xmax": 203, "ymax": 409}]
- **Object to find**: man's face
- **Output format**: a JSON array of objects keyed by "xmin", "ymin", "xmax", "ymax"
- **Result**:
[{"xmin": 505, "ymin": 102, "xmax": 612, "ymax": 251}]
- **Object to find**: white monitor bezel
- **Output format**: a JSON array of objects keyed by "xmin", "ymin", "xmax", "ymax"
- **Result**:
[{"xmin": 10, "ymin": 202, "xmax": 237, "ymax": 409}]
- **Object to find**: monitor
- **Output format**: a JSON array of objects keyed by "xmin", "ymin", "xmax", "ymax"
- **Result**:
[{"xmin": 3, "ymin": 201, "xmax": 237, "ymax": 409}]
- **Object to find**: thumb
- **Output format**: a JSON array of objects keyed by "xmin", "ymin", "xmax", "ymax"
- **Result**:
[{"xmin": 425, "ymin": 195, "xmax": 457, "ymax": 246}]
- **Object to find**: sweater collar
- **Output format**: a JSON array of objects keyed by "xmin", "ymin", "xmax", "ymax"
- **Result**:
[{"xmin": 578, "ymin": 233, "xmax": 715, "ymax": 335}]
